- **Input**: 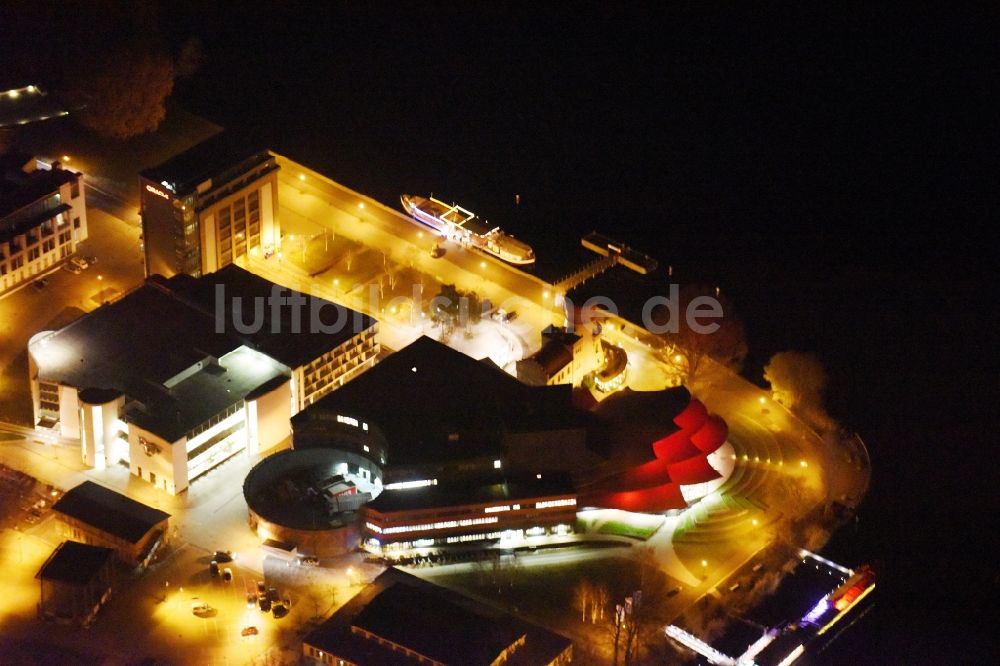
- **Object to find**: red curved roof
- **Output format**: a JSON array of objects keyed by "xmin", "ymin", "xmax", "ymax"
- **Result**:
[
  {"xmin": 651, "ymin": 431, "xmax": 703, "ymax": 463},
  {"xmin": 673, "ymin": 398, "xmax": 707, "ymax": 430},
  {"xmin": 690, "ymin": 415, "xmax": 728, "ymax": 453},
  {"xmin": 667, "ymin": 455, "xmax": 721, "ymax": 485},
  {"xmin": 582, "ymin": 393, "xmax": 727, "ymax": 513},
  {"xmin": 582, "ymin": 482, "xmax": 686, "ymax": 513}
]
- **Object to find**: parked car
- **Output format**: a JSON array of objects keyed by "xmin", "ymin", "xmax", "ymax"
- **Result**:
[
  {"xmin": 241, "ymin": 626, "xmax": 258, "ymax": 637},
  {"xmin": 490, "ymin": 308, "xmax": 507, "ymax": 322},
  {"xmin": 271, "ymin": 603, "xmax": 288, "ymax": 619},
  {"xmin": 191, "ymin": 601, "xmax": 215, "ymax": 617},
  {"xmin": 69, "ymin": 256, "xmax": 89, "ymax": 270},
  {"xmin": 246, "ymin": 592, "xmax": 257, "ymax": 608},
  {"xmin": 504, "ymin": 310, "xmax": 518, "ymax": 322},
  {"xmin": 213, "ymin": 549, "xmax": 234, "ymax": 563},
  {"xmin": 209, "ymin": 560, "xmax": 219, "ymax": 576},
  {"xmin": 62, "ymin": 262, "xmax": 82, "ymax": 274},
  {"xmin": 83, "ymin": 255, "xmax": 98, "ymax": 265},
  {"xmin": 32, "ymin": 278, "xmax": 48, "ymax": 290},
  {"xmin": 256, "ymin": 580, "xmax": 267, "ymax": 599},
  {"xmin": 222, "ymin": 567, "xmax": 233, "ymax": 582},
  {"xmin": 298, "ymin": 555, "xmax": 320, "ymax": 567},
  {"xmin": 258, "ymin": 596, "xmax": 271, "ymax": 613}
]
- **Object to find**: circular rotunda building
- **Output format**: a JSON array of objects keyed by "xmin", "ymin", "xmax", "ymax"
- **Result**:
[{"xmin": 243, "ymin": 446, "xmax": 383, "ymax": 558}]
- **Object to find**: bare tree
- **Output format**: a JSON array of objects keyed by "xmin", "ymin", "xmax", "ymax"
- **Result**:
[
  {"xmin": 343, "ymin": 248, "xmax": 357, "ymax": 272},
  {"xmin": 654, "ymin": 285, "xmax": 747, "ymax": 388},
  {"xmin": 592, "ymin": 583, "xmax": 609, "ymax": 623},
  {"xmin": 609, "ymin": 549, "xmax": 671, "ymax": 665},
  {"xmin": 301, "ymin": 583, "xmax": 338, "ymax": 628},
  {"xmin": 573, "ymin": 578, "xmax": 594, "ymax": 622}
]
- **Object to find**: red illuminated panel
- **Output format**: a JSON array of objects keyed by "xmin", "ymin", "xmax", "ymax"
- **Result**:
[
  {"xmin": 673, "ymin": 398, "xmax": 708, "ymax": 431},
  {"xmin": 583, "ymin": 482, "xmax": 686, "ymax": 513},
  {"xmin": 619, "ymin": 458, "xmax": 673, "ymax": 490},
  {"xmin": 690, "ymin": 415, "xmax": 728, "ymax": 453},
  {"xmin": 652, "ymin": 431, "xmax": 703, "ymax": 463},
  {"xmin": 667, "ymin": 455, "xmax": 721, "ymax": 485}
]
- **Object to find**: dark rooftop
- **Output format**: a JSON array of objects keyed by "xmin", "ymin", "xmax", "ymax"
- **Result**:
[
  {"xmin": 36, "ymin": 540, "xmax": 115, "ymax": 585},
  {"xmin": 167, "ymin": 264, "xmax": 376, "ymax": 369},
  {"xmin": 304, "ymin": 568, "xmax": 571, "ymax": 666},
  {"xmin": 139, "ymin": 130, "xmax": 269, "ymax": 196},
  {"xmin": 366, "ymin": 473, "xmax": 575, "ymax": 514},
  {"xmin": 530, "ymin": 337, "xmax": 575, "ymax": 376},
  {"xmin": 593, "ymin": 386, "xmax": 689, "ymax": 466},
  {"xmin": 0, "ymin": 86, "xmax": 69, "ymax": 130},
  {"xmin": 1, "ymin": 151, "xmax": 78, "ymax": 228},
  {"xmin": 31, "ymin": 265, "xmax": 371, "ymax": 441},
  {"xmin": 52, "ymin": 481, "xmax": 170, "ymax": 544},
  {"xmin": 293, "ymin": 336, "xmax": 580, "ymax": 466}
]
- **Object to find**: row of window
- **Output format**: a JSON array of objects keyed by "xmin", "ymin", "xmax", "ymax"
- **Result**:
[{"xmin": 0, "ymin": 227, "xmax": 76, "ymax": 278}]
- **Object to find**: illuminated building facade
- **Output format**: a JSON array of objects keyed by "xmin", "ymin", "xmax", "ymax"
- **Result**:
[
  {"xmin": 139, "ymin": 131, "xmax": 279, "ymax": 279},
  {"xmin": 29, "ymin": 265, "xmax": 377, "ymax": 494},
  {"xmin": 1, "ymin": 153, "xmax": 87, "ymax": 294},
  {"xmin": 516, "ymin": 324, "xmax": 588, "ymax": 386},
  {"xmin": 51, "ymin": 481, "xmax": 170, "ymax": 568},
  {"xmin": 362, "ymin": 476, "xmax": 578, "ymax": 554},
  {"xmin": 36, "ymin": 541, "xmax": 116, "ymax": 627}
]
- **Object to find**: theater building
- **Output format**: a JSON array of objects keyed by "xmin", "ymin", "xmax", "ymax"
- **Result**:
[
  {"xmin": 29, "ymin": 265, "xmax": 377, "ymax": 494},
  {"xmin": 140, "ymin": 131, "xmax": 279, "ymax": 279},
  {"xmin": 1, "ymin": 152, "xmax": 87, "ymax": 294}
]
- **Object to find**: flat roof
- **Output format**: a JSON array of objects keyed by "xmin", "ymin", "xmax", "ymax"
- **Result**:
[
  {"xmin": 31, "ymin": 265, "xmax": 371, "ymax": 441},
  {"xmin": 139, "ymin": 130, "xmax": 269, "ymax": 196},
  {"xmin": 167, "ymin": 264, "xmax": 376, "ymax": 369},
  {"xmin": 593, "ymin": 386, "xmax": 689, "ymax": 465},
  {"xmin": 304, "ymin": 568, "xmax": 571, "ymax": 665},
  {"xmin": 37, "ymin": 540, "xmax": 115, "ymax": 584},
  {"xmin": 52, "ymin": 481, "xmax": 170, "ymax": 544},
  {"xmin": 1, "ymin": 152, "xmax": 78, "ymax": 222},
  {"xmin": 293, "ymin": 337, "xmax": 581, "ymax": 466},
  {"xmin": 125, "ymin": 345, "xmax": 288, "ymax": 442},
  {"xmin": 366, "ymin": 473, "xmax": 575, "ymax": 514}
]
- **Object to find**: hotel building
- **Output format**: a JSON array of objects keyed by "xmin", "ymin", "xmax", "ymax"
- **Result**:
[
  {"xmin": 29, "ymin": 265, "xmax": 378, "ymax": 494},
  {"xmin": 1, "ymin": 152, "xmax": 87, "ymax": 294},
  {"xmin": 139, "ymin": 131, "xmax": 279, "ymax": 279}
]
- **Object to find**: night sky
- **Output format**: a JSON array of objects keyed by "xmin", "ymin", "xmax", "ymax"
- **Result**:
[{"xmin": 5, "ymin": 3, "xmax": 997, "ymax": 661}]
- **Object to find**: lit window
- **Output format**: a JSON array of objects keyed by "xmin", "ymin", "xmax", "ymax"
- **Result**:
[{"xmin": 493, "ymin": 459, "xmax": 501, "ymax": 469}]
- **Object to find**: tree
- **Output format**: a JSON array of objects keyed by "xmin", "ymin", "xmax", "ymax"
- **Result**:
[
  {"xmin": 301, "ymin": 583, "xmax": 338, "ymax": 628},
  {"xmin": 429, "ymin": 284, "xmax": 482, "ymax": 327},
  {"xmin": 591, "ymin": 583, "xmax": 609, "ymax": 623},
  {"xmin": 573, "ymin": 578, "xmax": 594, "ymax": 622},
  {"xmin": 654, "ymin": 285, "xmax": 747, "ymax": 388},
  {"xmin": 764, "ymin": 351, "xmax": 836, "ymax": 431},
  {"xmin": 67, "ymin": 46, "xmax": 177, "ymax": 139},
  {"xmin": 606, "ymin": 549, "xmax": 671, "ymax": 665}
]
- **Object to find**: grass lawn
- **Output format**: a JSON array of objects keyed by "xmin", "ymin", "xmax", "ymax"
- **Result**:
[
  {"xmin": 428, "ymin": 550, "xmax": 670, "ymax": 643},
  {"xmin": 597, "ymin": 519, "xmax": 663, "ymax": 540}
]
